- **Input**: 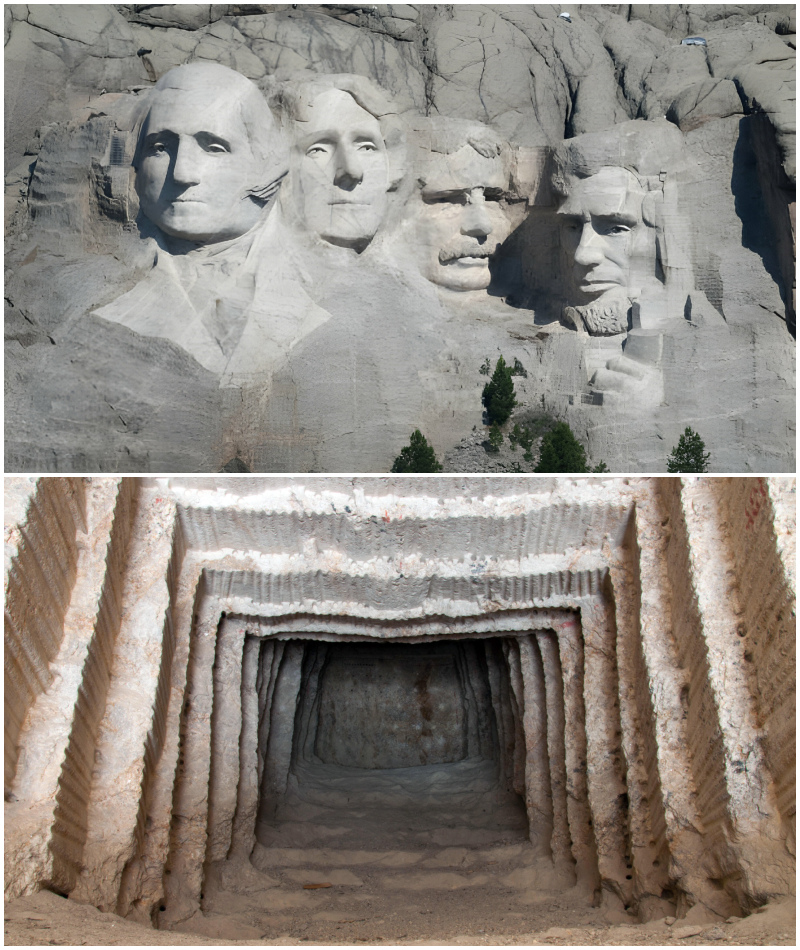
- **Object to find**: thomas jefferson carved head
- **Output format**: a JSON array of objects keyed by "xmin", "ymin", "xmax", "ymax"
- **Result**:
[
  {"xmin": 405, "ymin": 119, "xmax": 512, "ymax": 292},
  {"xmin": 134, "ymin": 63, "xmax": 288, "ymax": 245},
  {"xmin": 272, "ymin": 75, "xmax": 405, "ymax": 252}
]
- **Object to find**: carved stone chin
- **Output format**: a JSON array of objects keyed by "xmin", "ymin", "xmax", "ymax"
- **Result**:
[{"xmin": 563, "ymin": 296, "xmax": 630, "ymax": 336}]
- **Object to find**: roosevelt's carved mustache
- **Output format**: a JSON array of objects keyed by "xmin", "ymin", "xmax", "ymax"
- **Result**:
[{"xmin": 438, "ymin": 243, "xmax": 494, "ymax": 264}]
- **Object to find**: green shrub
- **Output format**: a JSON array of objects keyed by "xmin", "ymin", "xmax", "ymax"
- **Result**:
[
  {"xmin": 486, "ymin": 424, "xmax": 503, "ymax": 453},
  {"xmin": 534, "ymin": 422, "xmax": 589, "ymax": 473},
  {"xmin": 482, "ymin": 356, "xmax": 517, "ymax": 425},
  {"xmin": 666, "ymin": 427, "xmax": 710, "ymax": 473},
  {"xmin": 391, "ymin": 430, "xmax": 442, "ymax": 472}
]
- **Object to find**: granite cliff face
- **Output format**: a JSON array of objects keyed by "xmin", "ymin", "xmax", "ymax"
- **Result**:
[{"xmin": 4, "ymin": 4, "xmax": 796, "ymax": 472}]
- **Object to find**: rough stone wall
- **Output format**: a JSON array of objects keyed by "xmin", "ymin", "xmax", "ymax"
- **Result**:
[
  {"xmin": 4, "ymin": 477, "xmax": 86, "ymax": 793},
  {"xmin": 3, "ymin": 475, "xmax": 796, "ymax": 929},
  {"xmin": 715, "ymin": 478, "xmax": 796, "ymax": 845}
]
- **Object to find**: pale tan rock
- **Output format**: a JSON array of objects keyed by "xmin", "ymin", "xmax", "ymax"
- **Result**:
[{"xmin": 2, "ymin": 475, "xmax": 796, "ymax": 936}]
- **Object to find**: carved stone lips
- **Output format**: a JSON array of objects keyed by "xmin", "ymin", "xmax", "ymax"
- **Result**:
[
  {"xmin": 578, "ymin": 274, "xmax": 623, "ymax": 292},
  {"xmin": 439, "ymin": 246, "xmax": 492, "ymax": 264}
]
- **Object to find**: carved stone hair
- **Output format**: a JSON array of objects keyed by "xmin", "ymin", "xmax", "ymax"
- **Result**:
[
  {"xmin": 552, "ymin": 118, "xmax": 685, "ymax": 199},
  {"xmin": 404, "ymin": 116, "xmax": 512, "ymax": 191},
  {"xmin": 266, "ymin": 72, "xmax": 406, "ymax": 190}
]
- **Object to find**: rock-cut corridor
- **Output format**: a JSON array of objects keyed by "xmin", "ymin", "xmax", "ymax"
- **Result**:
[{"xmin": 3, "ymin": 476, "xmax": 796, "ymax": 946}]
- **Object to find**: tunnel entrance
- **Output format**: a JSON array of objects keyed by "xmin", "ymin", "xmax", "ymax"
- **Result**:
[
  {"xmin": 189, "ymin": 618, "xmax": 614, "ymax": 941},
  {"xmin": 254, "ymin": 637, "xmax": 529, "ymax": 852}
]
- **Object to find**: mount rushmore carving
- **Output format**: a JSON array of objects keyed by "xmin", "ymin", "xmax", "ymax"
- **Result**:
[{"xmin": 4, "ymin": 4, "xmax": 795, "ymax": 472}]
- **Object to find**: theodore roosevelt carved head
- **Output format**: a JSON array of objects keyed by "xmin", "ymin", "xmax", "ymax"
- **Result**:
[
  {"xmin": 134, "ymin": 63, "xmax": 288, "ymax": 245},
  {"xmin": 272, "ymin": 74, "xmax": 405, "ymax": 252},
  {"xmin": 404, "ymin": 118, "xmax": 512, "ymax": 292}
]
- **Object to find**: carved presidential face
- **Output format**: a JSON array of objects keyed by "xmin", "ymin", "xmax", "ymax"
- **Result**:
[
  {"xmin": 412, "ymin": 145, "xmax": 510, "ymax": 292},
  {"xmin": 292, "ymin": 89, "xmax": 390, "ymax": 250},
  {"xmin": 557, "ymin": 167, "xmax": 649, "ymax": 301},
  {"xmin": 136, "ymin": 72, "xmax": 269, "ymax": 244}
]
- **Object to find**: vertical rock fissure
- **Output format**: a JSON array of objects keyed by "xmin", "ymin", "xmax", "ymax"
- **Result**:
[
  {"xmin": 632, "ymin": 491, "xmax": 737, "ymax": 918},
  {"xmin": 115, "ymin": 559, "xmax": 205, "ymax": 922},
  {"xmin": 485, "ymin": 640, "xmax": 514, "ymax": 790},
  {"xmin": 672, "ymin": 477, "xmax": 793, "ymax": 908},
  {"xmin": 160, "ymin": 600, "xmax": 222, "ymax": 926},
  {"xmin": 4, "ymin": 477, "xmax": 86, "ymax": 797},
  {"xmin": 607, "ymin": 543, "xmax": 673, "ymax": 919},
  {"xmin": 504, "ymin": 638, "xmax": 528, "ymax": 801},
  {"xmin": 71, "ymin": 488, "xmax": 180, "ymax": 912},
  {"xmin": 576, "ymin": 598, "xmax": 631, "ymax": 905},
  {"xmin": 206, "ymin": 620, "xmax": 247, "ymax": 865},
  {"xmin": 5, "ymin": 477, "xmax": 132, "ymax": 901},
  {"xmin": 258, "ymin": 641, "xmax": 306, "ymax": 823},
  {"xmin": 294, "ymin": 643, "xmax": 330, "ymax": 764}
]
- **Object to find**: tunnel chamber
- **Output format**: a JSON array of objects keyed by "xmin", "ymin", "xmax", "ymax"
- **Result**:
[
  {"xmin": 6, "ymin": 476, "xmax": 794, "ymax": 938},
  {"xmin": 190, "ymin": 609, "xmax": 616, "ymax": 924},
  {"xmin": 254, "ymin": 636, "xmax": 531, "ymax": 853}
]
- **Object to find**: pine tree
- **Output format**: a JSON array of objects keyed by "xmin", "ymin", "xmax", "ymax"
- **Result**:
[
  {"xmin": 487, "ymin": 424, "xmax": 503, "ymax": 453},
  {"xmin": 482, "ymin": 356, "xmax": 517, "ymax": 426},
  {"xmin": 391, "ymin": 430, "xmax": 443, "ymax": 473},
  {"xmin": 534, "ymin": 422, "xmax": 589, "ymax": 473},
  {"xmin": 666, "ymin": 427, "xmax": 711, "ymax": 473}
]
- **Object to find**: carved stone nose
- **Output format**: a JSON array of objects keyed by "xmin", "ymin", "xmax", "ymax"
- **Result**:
[
  {"xmin": 171, "ymin": 138, "xmax": 202, "ymax": 186},
  {"xmin": 573, "ymin": 225, "xmax": 605, "ymax": 265},
  {"xmin": 333, "ymin": 149, "xmax": 364, "ymax": 189},
  {"xmin": 461, "ymin": 193, "xmax": 492, "ymax": 237}
]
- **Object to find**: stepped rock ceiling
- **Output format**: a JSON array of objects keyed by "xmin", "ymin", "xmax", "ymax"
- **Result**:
[{"xmin": 4, "ymin": 475, "xmax": 796, "ymax": 940}]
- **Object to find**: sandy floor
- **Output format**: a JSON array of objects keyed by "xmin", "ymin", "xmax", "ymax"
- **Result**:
[
  {"xmin": 6, "ymin": 760, "xmax": 795, "ymax": 946},
  {"xmin": 4, "ymin": 888, "xmax": 795, "ymax": 946}
]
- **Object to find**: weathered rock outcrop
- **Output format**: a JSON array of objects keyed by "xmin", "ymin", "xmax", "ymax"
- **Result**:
[{"xmin": 4, "ymin": 5, "xmax": 795, "ymax": 472}]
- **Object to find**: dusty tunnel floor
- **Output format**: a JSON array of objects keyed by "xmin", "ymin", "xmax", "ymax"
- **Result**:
[{"xmin": 4, "ymin": 885, "xmax": 795, "ymax": 946}]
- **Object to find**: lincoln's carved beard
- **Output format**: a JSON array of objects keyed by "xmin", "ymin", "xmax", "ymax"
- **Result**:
[{"xmin": 563, "ymin": 292, "xmax": 630, "ymax": 336}]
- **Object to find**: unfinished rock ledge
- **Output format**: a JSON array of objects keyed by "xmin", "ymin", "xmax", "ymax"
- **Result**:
[{"xmin": 3, "ymin": 476, "xmax": 796, "ymax": 941}]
